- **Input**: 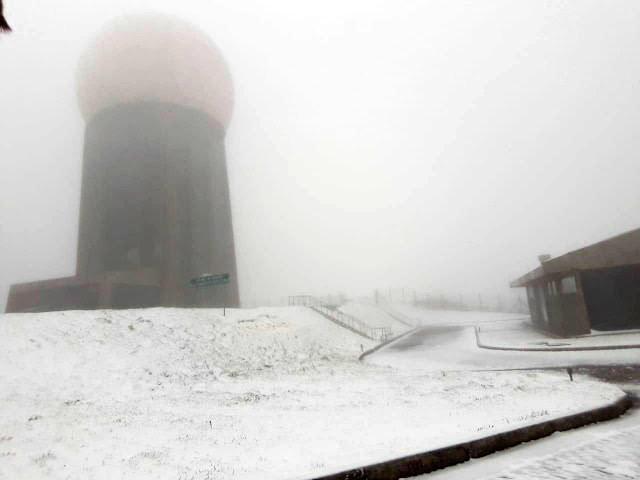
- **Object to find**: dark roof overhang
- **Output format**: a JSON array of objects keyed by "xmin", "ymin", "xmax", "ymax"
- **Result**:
[{"xmin": 510, "ymin": 227, "xmax": 640, "ymax": 288}]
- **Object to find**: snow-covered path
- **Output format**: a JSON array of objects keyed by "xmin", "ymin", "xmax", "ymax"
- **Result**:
[
  {"xmin": 483, "ymin": 425, "xmax": 640, "ymax": 479},
  {"xmin": 417, "ymin": 380, "xmax": 640, "ymax": 480},
  {"xmin": 417, "ymin": 408, "xmax": 640, "ymax": 480},
  {"xmin": 389, "ymin": 306, "xmax": 527, "ymax": 328},
  {"xmin": 367, "ymin": 325, "xmax": 640, "ymax": 372}
]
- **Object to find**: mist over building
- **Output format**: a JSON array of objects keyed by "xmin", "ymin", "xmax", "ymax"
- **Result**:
[{"xmin": 6, "ymin": 14, "xmax": 240, "ymax": 312}]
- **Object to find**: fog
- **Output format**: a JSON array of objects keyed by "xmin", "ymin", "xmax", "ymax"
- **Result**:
[{"xmin": 2, "ymin": 0, "xmax": 640, "ymax": 311}]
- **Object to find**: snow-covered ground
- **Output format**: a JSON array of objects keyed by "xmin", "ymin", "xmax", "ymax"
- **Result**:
[
  {"xmin": 390, "ymin": 304, "xmax": 527, "ymax": 327},
  {"xmin": 0, "ymin": 307, "xmax": 625, "ymax": 480},
  {"xmin": 477, "ymin": 425, "xmax": 640, "ymax": 480},
  {"xmin": 368, "ymin": 324, "xmax": 640, "ymax": 372},
  {"xmin": 421, "ymin": 381, "xmax": 640, "ymax": 480},
  {"xmin": 338, "ymin": 301, "xmax": 413, "ymax": 335},
  {"xmin": 478, "ymin": 321, "xmax": 640, "ymax": 349},
  {"xmin": 422, "ymin": 408, "xmax": 640, "ymax": 480}
]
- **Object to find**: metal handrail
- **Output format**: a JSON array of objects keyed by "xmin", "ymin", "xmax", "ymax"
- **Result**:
[{"xmin": 288, "ymin": 295, "xmax": 392, "ymax": 341}]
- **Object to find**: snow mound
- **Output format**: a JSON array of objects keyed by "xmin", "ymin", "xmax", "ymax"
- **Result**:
[{"xmin": 0, "ymin": 307, "xmax": 375, "ymax": 388}]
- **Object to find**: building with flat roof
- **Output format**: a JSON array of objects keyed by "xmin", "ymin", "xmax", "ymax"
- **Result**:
[{"xmin": 510, "ymin": 228, "xmax": 640, "ymax": 337}]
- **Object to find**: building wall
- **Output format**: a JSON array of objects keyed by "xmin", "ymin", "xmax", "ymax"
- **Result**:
[
  {"xmin": 525, "ymin": 274, "xmax": 590, "ymax": 337},
  {"xmin": 6, "ymin": 283, "xmax": 100, "ymax": 313},
  {"xmin": 76, "ymin": 101, "xmax": 239, "ymax": 308}
]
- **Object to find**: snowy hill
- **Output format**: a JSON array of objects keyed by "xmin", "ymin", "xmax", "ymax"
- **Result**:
[
  {"xmin": 0, "ymin": 307, "xmax": 375, "ymax": 386},
  {"xmin": 0, "ymin": 306, "xmax": 623, "ymax": 480}
]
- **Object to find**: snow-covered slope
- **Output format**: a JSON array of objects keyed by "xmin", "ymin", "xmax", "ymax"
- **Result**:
[
  {"xmin": 0, "ymin": 307, "xmax": 624, "ymax": 480},
  {"xmin": 0, "ymin": 307, "xmax": 375, "ymax": 386},
  {"xmin": 338, "ymin": 301, "xmax": 413, "ymax": 335}
]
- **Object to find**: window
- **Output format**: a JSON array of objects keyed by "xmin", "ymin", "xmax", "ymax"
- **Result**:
[{"xmin": 561, "ymin": 275, "xmax": 577, "ymax": 294}]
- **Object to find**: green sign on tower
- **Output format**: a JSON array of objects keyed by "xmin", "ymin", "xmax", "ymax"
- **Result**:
[{"xmin": 189, "ymin": 273, "xmax": 230, "ymax": 288}]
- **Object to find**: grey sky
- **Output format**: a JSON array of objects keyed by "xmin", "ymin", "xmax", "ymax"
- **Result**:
[{"xmin": 2, "ymin": 0, "xmax": 640, "ymax": 310}]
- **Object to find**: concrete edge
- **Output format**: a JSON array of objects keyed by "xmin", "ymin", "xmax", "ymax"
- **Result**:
[
  {"xmin": 577, "ymin": 328, "xmax": 640, "ymax": 338},
  {"xmin": 475, "ymin": 326, "xmax": 640, "ymax": 352},
  {"xmin": 305, "ymin": 393, "xmax": 632, "ymax": 480},
  {"xmin": 359, "ymin": 327, "xmax": 422, "ymax": 361}
]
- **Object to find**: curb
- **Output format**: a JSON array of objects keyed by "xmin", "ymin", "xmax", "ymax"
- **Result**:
[
  {"xmin": 475, "ymin": 326, "xmax": 640, "ymax": 352},
  {"xmin": 306, "ymin": 393, "xmax": 632, "ymax": 480},
  {"xmin": 359, "ymin": 328, "xmax": 422, "ymax": 361}
]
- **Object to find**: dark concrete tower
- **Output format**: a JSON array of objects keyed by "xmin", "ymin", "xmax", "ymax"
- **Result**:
[
  {"xmin": 75, "ymin": 14, "xmax": 240, "ymax": 308},
  {"xmin": 6, "ymin": 14, "xmax": 239, "ymax": 312}
]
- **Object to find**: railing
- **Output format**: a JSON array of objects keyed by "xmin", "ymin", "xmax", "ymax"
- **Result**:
[{"xmin": 288, "ymin": 295, "xmax": 392, "ymax": 341}]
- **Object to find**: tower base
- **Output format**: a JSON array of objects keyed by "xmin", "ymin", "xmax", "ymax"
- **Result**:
[{"xmin": 6, "ymin": 269, "xmax": 162, "ymax": 313}]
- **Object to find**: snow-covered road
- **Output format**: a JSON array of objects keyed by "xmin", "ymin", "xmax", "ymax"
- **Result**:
[{"xmin": 366, "ymin": 324, "xmax": 640, "ymax": 372}]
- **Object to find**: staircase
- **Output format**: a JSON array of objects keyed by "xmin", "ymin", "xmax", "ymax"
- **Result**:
[{"xmin": 288, "ymin": 295, "xmax": 392, "ymax": 341}]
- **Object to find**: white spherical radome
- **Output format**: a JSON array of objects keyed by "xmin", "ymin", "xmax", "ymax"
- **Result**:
[{"xmin": 77, "ymin": 14, "xmax": 233, "ymax": 128}]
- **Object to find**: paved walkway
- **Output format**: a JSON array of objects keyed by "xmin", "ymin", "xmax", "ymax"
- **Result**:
[
  {"xmin": 477, "ymin": 321, "xmax": 640, "ymax": 351},
  {"xmin": 412, "ymin": 397, "xmax": 640, "ymax": 480},
  {"xmin": 481, "ymin": 425, "xmax": 640, "ymax": 479},
  {"xmin": 366, "ymin": 325, "xmax": 640, "ymax": 371}
]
